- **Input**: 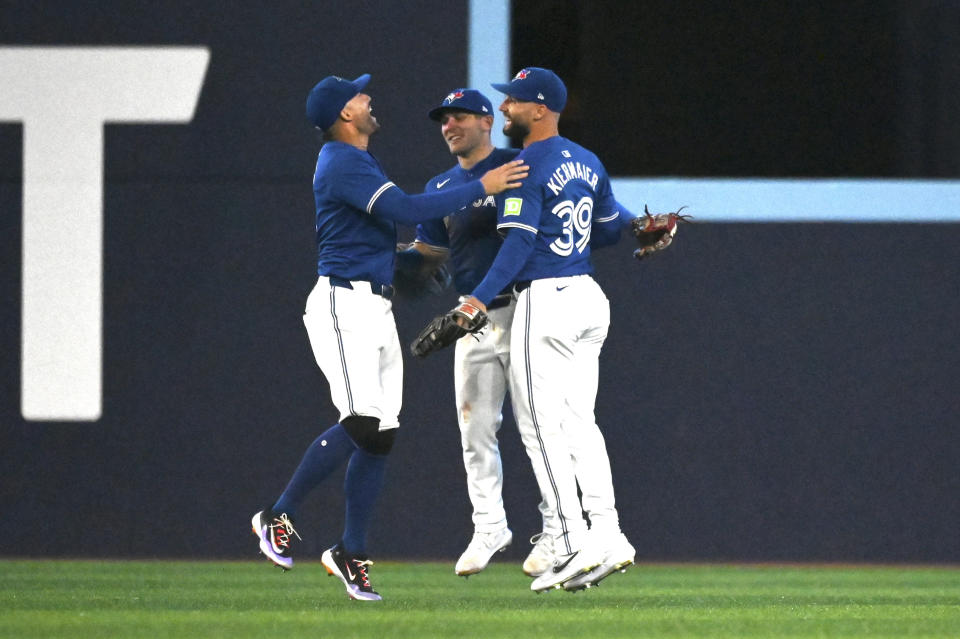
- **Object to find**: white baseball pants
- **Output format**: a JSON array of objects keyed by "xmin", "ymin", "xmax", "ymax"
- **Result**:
[
  {"xmin": 509, "ymin": 274, "xmax": 621, "ymax": 554},
  {"xmin": 303, "ymin": 276, "xmax": 402, "ymax": 430}
]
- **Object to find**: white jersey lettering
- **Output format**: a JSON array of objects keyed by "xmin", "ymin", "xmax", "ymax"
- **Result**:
[{"xmin": 546, "ymin": 161, "xmax": 600, "ymax": 196}]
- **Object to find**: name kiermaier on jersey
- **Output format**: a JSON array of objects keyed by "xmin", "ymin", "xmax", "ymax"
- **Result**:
[{"xmin": 547, "ymin": 159, "xmax": 600, "ymax": 195}]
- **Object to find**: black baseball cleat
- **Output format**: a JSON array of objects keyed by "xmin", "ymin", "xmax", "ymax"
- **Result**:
[
  {"xmin": 321, "ymin": 544, "xmax": 382, "ymax": 601},
  {"xmin": 251, "ymin": 510, "xmax": 301, "ymax": 570}
]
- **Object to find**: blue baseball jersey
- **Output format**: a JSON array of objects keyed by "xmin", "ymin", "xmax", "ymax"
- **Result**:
[
  {"xmin": 312, "ymin": 141, "xmax": 398, "ymax": 286},
  {"xmin": 498, "ymin": 136, "xmax": 617, "ymax": 281},
  {"xmin": 416, "ymin": 148, "xmax": 521, "ymax": 293}
]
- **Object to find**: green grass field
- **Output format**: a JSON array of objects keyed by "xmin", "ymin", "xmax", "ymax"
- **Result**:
[{"xmin": 1, "ymin": 560, "xmax": 959, "ymax": 638}]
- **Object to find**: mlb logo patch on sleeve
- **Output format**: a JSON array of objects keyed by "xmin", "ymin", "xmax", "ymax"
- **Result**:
[{"xmin": 504, "ymin": 198, "xmax": 523, "ymax": 216}]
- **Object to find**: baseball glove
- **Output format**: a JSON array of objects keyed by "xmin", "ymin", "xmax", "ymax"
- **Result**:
[
  {"xmin": 632, "ymin": 205, "xmax": 691, "ymax": 260},
  {"xmin": 410, "ymin": 298, "xmax": 488, "ymax": 358},
  {"xmin": 393, "ymin": 261, "xmax": 452, "ymax": 299},
  {"xmin": 392, "ymin": 242, "xmax": 452, "ymax": 299}
]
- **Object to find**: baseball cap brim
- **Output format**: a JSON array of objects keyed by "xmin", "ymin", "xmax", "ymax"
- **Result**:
[{"xmin": 352, "ymin": 73, "xmax": 371, "ymax": 93}]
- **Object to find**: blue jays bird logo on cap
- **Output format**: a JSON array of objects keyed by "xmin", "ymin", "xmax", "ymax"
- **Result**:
[
  {"xmin": 492, "ymin": 67, "xmax": 567, "ymax": 113},
  {"xmin": 428, "ymin": 88, "xmax": 493, "ymax": 120}
]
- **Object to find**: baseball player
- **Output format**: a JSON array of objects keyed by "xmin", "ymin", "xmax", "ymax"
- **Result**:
[
  {"xmin": 250, "ymin": 73, "xmax": 527, "ymax": 601},
  {"xmin": 398, "ymin": 88, "xmax": 539, "ymax": 577},
  {"xmin": 462, "ymin": 68, "xmax": 636, "ymax": 592},
  {"xmin": 403, "ymin": 89, "xmax": 640, "ymax": 579}
]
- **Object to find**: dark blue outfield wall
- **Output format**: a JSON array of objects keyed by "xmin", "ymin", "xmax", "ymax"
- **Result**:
[
  {"xmin": 1, "ymin": 0, "xmax": 958, "ymax": 563},
  {"xmin": 1, "ymin": 215, "xmax": 958, "ymax": 562}
]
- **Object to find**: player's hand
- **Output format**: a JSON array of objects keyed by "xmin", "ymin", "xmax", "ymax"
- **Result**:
[
  {"xmin": 409, "ymin": 297, "xmax": 489, "ymax": 358},
  {"xmin": 480, "ymin": 160, "xmax": 528, "ymax": 195},
  {"xmin": 454, "ymin": 296, "xmax": 486, "ymax": 327}
]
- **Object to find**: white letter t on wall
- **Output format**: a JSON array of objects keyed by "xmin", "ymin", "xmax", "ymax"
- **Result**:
[{"xmin": 0, "ymin": 47, "xmax": 209, "ymax": 421}]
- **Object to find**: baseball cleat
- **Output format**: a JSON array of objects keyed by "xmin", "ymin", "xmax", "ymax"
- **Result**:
[
  {"xmin": 522, "ymin": 532, "xmax": 556, "ymax": 577},
  {"xmin": 529, "ymin": 548, "xmax": 601, "ymax": 592},
  {"xmin": 251, "ymin": 510, "xmax": 300, "ymax": 570},
  {"xmin": 563, "ymin": 533, "xmax": 635, "ymax": 591},
  {"xmin": 321, "ymin": 544, "xmax": 382, "ymax": 601},
  {"xmin": 455, "ymin": 527, "xmax": 513, "ymax": 576}
]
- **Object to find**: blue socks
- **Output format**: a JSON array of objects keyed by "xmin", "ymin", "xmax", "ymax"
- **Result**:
[
  {"xmin": 342, "ymin": 449, "xmax": 388, "ymax": 555},
  {"xmin": 272, "ymin": 423, "xmax": 355, "ymax": 519},
  {"xmin": 270, "ymin": 422, "xmax": 389, "ymax": 556}
]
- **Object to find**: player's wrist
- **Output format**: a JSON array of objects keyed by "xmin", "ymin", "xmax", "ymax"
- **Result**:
[{"xmin": 458, "ymin": 295, "xmax": 486, "ymax": 315}]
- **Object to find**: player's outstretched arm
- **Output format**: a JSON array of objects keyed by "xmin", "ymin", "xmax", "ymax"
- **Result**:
[
  {"xmin": 592, "ymin": 200, "xmax": 635, "ymax": 250},
  {"xmin": 372, "ymin": 181, "xmax": 485, "ymax": 224},
  {"xmin": 370, "ymin": 161, "xmax": 527, "ymax": 224},
  {"xmin": 469, "ymin": 228, "xmax": 536, "ymax": 305}
]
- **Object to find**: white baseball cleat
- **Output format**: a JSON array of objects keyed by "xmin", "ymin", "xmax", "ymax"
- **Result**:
[
  {"xmin": 522, "ymin": 532, "xmax": 555, "ymax": 577},
  {"xmin": 529, "ymin": 547, "xmax": 601, "ymax": 592},
  {"xmin": 455, "ymin": 528, "xmax": 513, "ymax": 576},
  {"xmin": 563, "ymin": 533, "xmax": 635, "ymax": 591}
]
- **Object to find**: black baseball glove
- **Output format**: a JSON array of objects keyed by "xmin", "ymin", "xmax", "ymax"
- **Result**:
[
  {"xmin": 632, "ymin": 205, "xmax": 691, "ymax": 260},
  {"xmin": 392, "ymin": 242, "xmax": 452, "ymax": 299},
  {"xmin": 393, "ymin": 261, "xmax": 452, "ymax": 299},
  {"xmin": 410, "ymin": 298, "xmax": 488, "ymax": 358}
]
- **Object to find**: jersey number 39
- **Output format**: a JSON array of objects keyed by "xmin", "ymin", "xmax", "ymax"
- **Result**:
[{"xmin": 549, "ymin": 197, "xmax": 593, "ymax": 256}]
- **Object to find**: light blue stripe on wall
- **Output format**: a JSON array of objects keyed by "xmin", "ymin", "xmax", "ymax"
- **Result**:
[
  {"xmin": 471, "ymin": 1, "xmax": 960, "ymax": 222},
  {"xmin": 611, "ymin": 178, "xmax": 960, "ymax": 222},
  {"xmin": 469, "ymin": 0, "xmax": 510, "ymax": 149}
]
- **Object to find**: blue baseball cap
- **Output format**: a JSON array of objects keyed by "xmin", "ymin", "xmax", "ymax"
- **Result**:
[
  {"xmin": 427, "ymin": 88, "xmax": 493, "ymax": 121},
  {"xmin": 306, "ymin": 73, "xmax": 371, "ymax": 130},
  {"xmin": 491, "ymin": 67, "xmax": 567, "ymax": 113}
]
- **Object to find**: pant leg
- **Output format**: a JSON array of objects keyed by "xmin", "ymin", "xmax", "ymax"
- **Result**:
[
  {"xmin": 509, "ymin": 282, "xmax": 588, "ymax": 555},
  {"xmin": 377, "ymin": 302, "xmax": 403, "ymax": 430},
  {"xmin": 559, "ymin": 278, "xmax": 621, "ymax": 535},
  {"xmin": 454, "ymin": 303, "xmax": 513, "ymax": 532},
  {"xmin": 303, "ymin": 277, "xmax": 399, "ymax": 426}
]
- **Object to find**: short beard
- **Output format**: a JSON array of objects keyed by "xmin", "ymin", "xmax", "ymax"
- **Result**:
[
  {"xmin": 503, "ymin": 120, "xmax": 529, "ymax": 142},
  {"xmin": 358, "ymin": 113, "xmax": 380, "ymax": 136}
]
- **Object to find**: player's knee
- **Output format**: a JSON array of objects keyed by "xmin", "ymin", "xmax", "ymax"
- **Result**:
[{"xmin": 341, "ymin": 415, "xmax": 396, "ymax": 455}]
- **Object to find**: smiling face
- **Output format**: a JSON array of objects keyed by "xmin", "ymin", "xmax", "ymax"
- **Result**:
[
  {"xmin": 341, "ymin": 92, "xmax": 380, "ymax": 135},
  {"xmin": 438, "ymin": 110, "xmax": 492, "ymax": 158},
  {"xmin": 499, "ymin": 95, "xmax": 537, "ymax": 140}
]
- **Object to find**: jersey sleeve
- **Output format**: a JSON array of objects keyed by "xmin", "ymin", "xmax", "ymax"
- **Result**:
[
  {"xmin": 416, "ymin": 181, "xmax": 451, "ymax": 249},
  {"xmin": 496, "ymin": 176, "xmax": 542, "ymax": 236},
  {"xmin": 415, "ymin": 220, "xmax": 449, "ymax": 248},
  {"xmin": 328, "ymin": 152, "xmax": 484, "ymax": 224},
  {"xmin": 469, "ymin": 227, "xmax": 536, "ymax": 305},
  {"xmin": 590, "ymin": 171, "xmax": 631, "ymax": 249},
  {"xmin": 326, "ymin": 152, "xmax": 398, "ymax": 214},
  {"xmin": 592, "ymin": 174, "xmax": 620, "ymax": 224},
  {"xmin": 370, "ymin": 181, "xmax": 485, "ymax": 224}
]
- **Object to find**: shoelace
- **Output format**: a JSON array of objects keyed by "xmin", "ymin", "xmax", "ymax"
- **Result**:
[
  {"xmin": 529, "ymin": 532, "xmax": 552, "ymax": 550},
  {"xmin": 270, "ymin": 513, "xmax": 302, "ymax": 548},
  {"xmin": 527, "ymin": 532, "xmax": 556, "ymax": 565},
  {"xmin": 352, "ymin": 559, "xmax": 374, "ymax": 587}
]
